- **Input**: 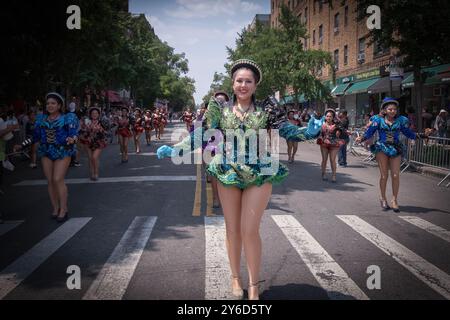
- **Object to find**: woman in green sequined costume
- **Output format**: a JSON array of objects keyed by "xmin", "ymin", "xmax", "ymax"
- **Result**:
[{"xmin": 157, "ymin": 59, "xmax": 322, "ymax": 299}]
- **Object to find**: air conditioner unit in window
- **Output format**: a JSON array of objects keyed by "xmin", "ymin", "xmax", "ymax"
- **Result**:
[
  {"xmin": 334, "ymin": 27, "xmax": 339, "ymax": 33},
  {"xmin": 319, "ymin": 36, "xmax": 323, "ymax": 44},
  {"xmin": 357, "ymin": 53, "xmax": 365, "ymax": 63}
]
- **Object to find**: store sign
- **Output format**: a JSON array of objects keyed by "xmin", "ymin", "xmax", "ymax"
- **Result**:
[
  {"xmin": 355, "ymin": 69, "xmax": 380, "ymax": 81},
  {"xmin": 380, "ymin": 65, "xmax": 390, "ymax": 77},
  {"xmin": 389, "ymin": 56, "xmax": 404, "ymax": 79},
  {"xmin": 337, "ymin": 75, "xmax": 355, "ymax": 85}
]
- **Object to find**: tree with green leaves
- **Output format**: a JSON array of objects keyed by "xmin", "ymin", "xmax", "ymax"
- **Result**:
[
  {"xmin": 357, "ymin": 0, "xmax": 450, "ymax": 131},
  {"xmin": 225, "ymin": 4, "xmax": 332, "ymax": 108},
  {"xmin": 0, "ymin": 0, "xmax": 196, "ymax": 112}
]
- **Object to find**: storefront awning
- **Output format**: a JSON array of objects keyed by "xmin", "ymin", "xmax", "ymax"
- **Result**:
[
  {"xmin": 345, "ymin": 78, "xmax": 379, "ymax": 95},
  {"xmin": 367, "ymin": 73, "xmax": 412, "ymax": 94},
  {"xmin": 331, "ymin": 83, "xmax": 351, "ymax": 96},
  {"xmin": 282, "ymin": 94, "xmax": 306, "ymax": 105},
  {"xmin": 402, "ymin": 63, "xmax": 450, "ymax": 88}
]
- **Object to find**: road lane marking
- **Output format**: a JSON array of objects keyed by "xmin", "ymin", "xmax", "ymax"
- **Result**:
[
  {"xmin": 0, "ymin": 221, "xmax": 24, "ymax": 237},
  {"xmin": 14, "ymin": 176, "xmax": 196, "ymax": 186},
  {"xmin": 399, "ymin": 216, "xmax": 450, "ymax": 243},
  {"xmin": 205, "ymin": 216, "xmax": 233, "ymax": 300},
  {"xmin": 272, "ymin": 215, "xmax": 369, "ymax": 300},
  {"xmin": 192, "ymin": 165, "xmax": 202, "ymax": 216},
  {"xmin": 83, "ymin": 216, "xmax": 157, "ymax": 300},
  {"xmin": 0, "ymin": 218, "xmax": 91, "ymax": 299},
  {"xmin": 337, "ymin": 215, "xmax": 450, "ymax": 299},
  {"xmin": 206, "ymin": 178, "xmax": 213, "ymax": 217}
]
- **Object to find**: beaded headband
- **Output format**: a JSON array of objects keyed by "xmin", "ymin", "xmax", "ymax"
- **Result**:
[{"xmin": 230, "ymin": 59, "xmax": 262, "ymax": 85}]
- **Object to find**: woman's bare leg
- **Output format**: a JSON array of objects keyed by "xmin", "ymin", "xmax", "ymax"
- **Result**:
[
  {"xmin": 41, "ymin": 157, "xmax": 58, "ymax": 215},
  {"xmin": 241, "ymin": 183, "xmax": 272, "ymax": 300},
  {"xmin": 134, "ymin": 133, "xmax": 141, "ymax": 153},
  {"xmin": 376, "ymin": 153, "xmax": 389, "ymax": 201},
  {"xmin": 329, "ymin": 148, "xmax": 339, "ymax": 181},
  {"xmin": 52, "ymin": 157, "xmax": 71, "ymax": 216},
  {"xmin": 123, "ymin": 137, "xmax": 129, "ymax": 161},
  {"xmin": 86, "ymin": 148, "xmax": 94, "ymax": 178},
  {"xmin": 389, "ymin": 155, "xmax": 402, "ymax": 204},
  {"xmin": 287, "ymin": 141, "xmax": 292, "ymax": 161},
  {"xmin": 320, "ymin": 146, "xmax": 329, "ymax": 179},
  {"xmin": 93, "ymin": 149, "xmax": 102, "ymax": 177},
  {"xmin": 292, "ymin": 142, "xmax": 298, "ymax": 161}
]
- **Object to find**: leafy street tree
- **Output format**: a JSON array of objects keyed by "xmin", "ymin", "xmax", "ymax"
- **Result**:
[{"xmin": 357, "ymin": 0, "xmax": 450, "ymax": 130}]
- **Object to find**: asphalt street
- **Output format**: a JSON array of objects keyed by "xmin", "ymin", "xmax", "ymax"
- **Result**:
[{"xmin": 1, "ymin": 122, "xmax": 449, "ymax": 300}]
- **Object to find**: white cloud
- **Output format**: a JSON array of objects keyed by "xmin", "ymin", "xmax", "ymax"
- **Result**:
[{"xmin": 165, "ymin": 0, "xmax": 262, "ymax": 19}]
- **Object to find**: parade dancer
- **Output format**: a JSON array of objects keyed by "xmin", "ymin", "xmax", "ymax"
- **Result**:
[
  {"xmin": 157, "ymin": 59, "xmax": 322, "ymax": 300},
  {"xmin": 286, "ymin": 110, "xmax": 301, "ymax": 163},
  {"xmin": 133, "ymin": 108, "xmax": 145, "ymax": 153},
  {"xmin": 153, "ymin": 110, "xmax": 162, "ymax": 140},
  {"xmin": 33, "ymin": 93, "xmax": 79, "ymax": 222},
  {"xmin": 161, "ymin": 110, "xmax": 168, "ymax": 135},
  {"xmin": 317, "ymin": 109, "xmax": 345, "ymax": 183},
  {"xmin": 115, "ymin": 106, "xmax": 133, "ymax": 163},
  {"xmin": 79, "ymin": 106, "xmax": 108, "ymax": 180},
  {"xmin": 182, "ymin": 108, "xmax": 194, "ymax": 132},
  {"xmin": 356, "ymin": 97, "xmax": 423, "ymax": 212},
  {"xmin": 144, "ymin": 109, "xmax": 153, "ymax": 145}
]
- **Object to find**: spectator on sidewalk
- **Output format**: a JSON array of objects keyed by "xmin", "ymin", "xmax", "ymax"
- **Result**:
[
  {"xmin": 25, "ymin": 110, "xmax": 37, "ymax": 168},
  {"xmin": 337, "ymin": 110, "xmax": 350, "ymax": 167},
  {"xmin": 434, "ymin": 109, "xmax": 448, "ymax": 138}
]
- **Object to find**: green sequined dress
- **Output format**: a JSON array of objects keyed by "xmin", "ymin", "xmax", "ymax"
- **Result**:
[{"xmin": 171, "ymin": 98, "xmax": 319, "ymax": 190}]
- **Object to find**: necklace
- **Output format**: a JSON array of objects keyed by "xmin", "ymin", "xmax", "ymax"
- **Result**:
[
  {"xmin": 235, "ymin": 104, "xmax": 253, "ymax": 116},
  {"xmin": 48, "ymin": 113, "xmax": 60, "ymax": 121}
]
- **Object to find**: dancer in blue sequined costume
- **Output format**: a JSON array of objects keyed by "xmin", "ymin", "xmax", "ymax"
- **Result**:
[
  {"xmin": 34, "ymin": 93, "xmax": 79, "ymax": 222},
  {"xmin": 356, "ymin": 97, "xmax": 421, "ymax": 213}
]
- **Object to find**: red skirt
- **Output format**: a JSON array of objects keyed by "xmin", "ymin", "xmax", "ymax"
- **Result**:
[{"xmin": 118, "ymin": 127, "xmax": 132, "ymax": 138}]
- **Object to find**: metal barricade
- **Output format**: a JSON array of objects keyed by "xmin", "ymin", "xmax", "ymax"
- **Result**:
[
  {"xmin": 349, "ymin": 128, "xmax": 376, "ymax": 163},
  {"xmin": 402, "ymin": 136, "xmax": 450, "ymax": 187}
]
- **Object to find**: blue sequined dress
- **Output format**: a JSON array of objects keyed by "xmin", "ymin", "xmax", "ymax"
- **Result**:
[
  {"xmin": 362, "ymin": 115, "xmax": 416, "ymax": 158},
  {"xmin": 33, "ymin": 113, "xmax": 79, "ymax": 160}
]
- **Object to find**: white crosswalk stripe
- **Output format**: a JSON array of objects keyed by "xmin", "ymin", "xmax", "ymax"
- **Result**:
[
  {"xmin": 204, "ymin": 216, "xmax": 233, "ymax": 300},
  {"xmin": 272, "ymin": 215, "xmax": 369, "ymax": 300},
  {"xmin": 337, "ymin": 215, "xmax": 450, "ymax": 300},
  {"xmin": 0, "ymin": 214, "xmax": 448, "ymax": 299},
  {"xmin": 83, "ymin": 216, "xmax": 157, "ymax": 300},
  {"xmin": 0, "ymin": 220, "xmax": 24, "ymax": 237},
  {"xmin": 0, "ymin": 218, "xmax": 91, "ymax": 299},
  {"xmin": 399, "ymin": 216, "xmax": 450, "ymax": 243}
]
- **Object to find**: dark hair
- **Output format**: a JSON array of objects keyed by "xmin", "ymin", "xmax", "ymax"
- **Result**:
[{"xmin": 45, "ymin": 96, "xmax": 64, "ymax": 114}]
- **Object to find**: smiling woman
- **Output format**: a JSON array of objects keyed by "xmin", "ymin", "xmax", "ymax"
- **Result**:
[{"xmin": 157, "ymin": 59, "xmax": 323, "ymax": 300}]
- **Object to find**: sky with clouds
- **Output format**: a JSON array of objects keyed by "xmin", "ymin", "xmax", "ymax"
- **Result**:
[{"xmin": 129, "ymin": 0, "xmax": 270, "ymax": 104}]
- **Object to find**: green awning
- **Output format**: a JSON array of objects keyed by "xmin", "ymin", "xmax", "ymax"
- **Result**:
[
  {"xmin": 281, "ymin": 95, "xmax": 293, "ymax": 104},
  {"xmin": 402, "ymin": 63, "xmax": 450, "ymax": 88},
  {"xmin": 331, "ymin": 83, "xmax": 350, "ymax": 96},
  {"xmin": 345, "ymin": 78, "xmax": 380, "ymax": 95},
  {"xmin": 282, "ymin": 94, "xmax": 306, "ymax": 104}
]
